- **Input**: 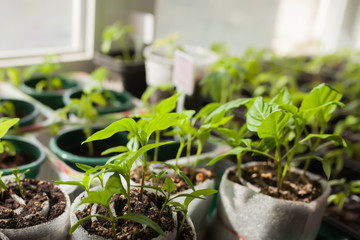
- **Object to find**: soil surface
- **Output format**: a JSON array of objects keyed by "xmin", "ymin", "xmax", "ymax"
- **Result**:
[
  {"xmin": 131, "ymin": 166, "xmax": 216, "ymax": 194},
  {"xmin": 326, "ymin": 200, "xmax": 360, "ymax": 236},
  {"xmin": 0, "ymin": 179, "xmax": 67, "ymax": 228},
  {"xmin": 176, "ymin": 211, "xmax": 194, "ymax": 240},
  {"xmin": 0, "ymin": 152, "xmax": 33, "ymax": 169},
  {"xmin": 76, "ymin": 189, "xmax": 176, "ymax": 239},
  {"xmin": 230, "ymin": 163, "xmax": 323, "ymax": 203}
]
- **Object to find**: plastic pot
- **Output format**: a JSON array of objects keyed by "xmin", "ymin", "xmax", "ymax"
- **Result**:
[
  {"xmin": 0, "ymin": 179, "xmax": 71, "ymax": 240},
  {"xmin": 210, "ymin": 162, "xmax": 331, "ymax": 240},
  {"xmin": 20, "ymin": 76, "xmax": 78, "ymax": 109},
  {"xmin": 93, "ymin": 51, "xmax": 147, "ymax": 99},
  {"xmin": 63, "ymin": 87, "xmax": 133, "ymax": 115},
  {"xmin": 1, "ymin": 135, "xmax": 46, "ymax": 178},
  {"xmin": 0, "ymin": 98, "xmax": 39, "ymax": 127},
  {"xmin": 49, "ymin": 127, "xmax": 128, "ymax": 171},
  {"xmin": 143, "ymin": 45, "xmax": 218, "ymax": 87}
]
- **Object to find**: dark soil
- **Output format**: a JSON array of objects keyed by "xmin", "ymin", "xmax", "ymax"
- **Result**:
[
  {"xmin": 176, "ymin": 211, "xmax": 194, "ymax": 240},
  {"xmin": 230, "ymin": 163, "xmax": 323, "ymax": 203},
  {"xmin": 326, "ymin": 200, "xmax": 360, "ymax": 235},
  {"xmin": 0, "ymin": 179, "xmax": 67, "ymax": 228},
  {"xmin": 76, "ymin": 189, "xmax": 175, "ymax": 239},
  {"xmin": 0, "ymin": 152, "xmax": 33, "ymax": 169},
  {"xmin": 131, "ymin": 166, "xmax": 216, "ymax": 194}
]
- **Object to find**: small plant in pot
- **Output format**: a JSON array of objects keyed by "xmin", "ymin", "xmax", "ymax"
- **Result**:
[
  {"xmin": 0, "ymin": 167, "xmax": 71, "ymax": 240},
  {"xmin": 0, "ymin": 98, "xmax": 39, "ymax": 128},
  {"xmin": 207, "ymin": 84, "xmax": 347, "ymax": 240},
  {"xmin": 60, "ymin": 122, "xmax": 217, "ymax": 239},
  {"xmin": 20, "ymin": 54, "xmax": 78, "ymax": 109},
  {"xmin": 63, "ymin": 67, "xmax": 133, "ymax": 115},
  {"xmin": 50, "ymin": 92, "xmax": 129, "ymax": 171},
  {"xmin": 0, "ymin": 118, "xmax": 45, "ymax": 178},
  {"xmin": 93, "ymin": 21, "xmax": 147, "ymax": 99}
]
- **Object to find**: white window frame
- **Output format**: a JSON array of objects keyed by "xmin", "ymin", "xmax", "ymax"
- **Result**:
[{"xmin": 0, "ymin": 0, "xmax": 96, "ymax": 68}]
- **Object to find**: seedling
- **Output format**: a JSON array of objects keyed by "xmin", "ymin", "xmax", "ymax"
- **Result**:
[
  {"xmin": 24, "ymin": 54, "xmax": 62, "ymax": 92},
  {"xmin": 327, "ymin": 178, "xmax": 360, "ymax": 214},
  {"xmin": 152, "ymin": 33, "xmax": 181, "ymax": 58},
  {"xmin": 12, "ymin": 168, "xmax": 30, "ymax": 199},
  {"xmin": 0, "ymin": 68, "xmax": 21, "ymax": 87},
  {"xmin": 101, "ymin": 21, "xmax": 135, "ymax": 62},
  {"xmin": 0, "ymin": 171, "xmax": 8, "ymax": 200},
  {"xmin": 0, "ymin": 118, "xmax": 19, "ymax": 156},
  {"xmin": 208, "ymin": 84, "xmax": 347, "ymax": 192}
]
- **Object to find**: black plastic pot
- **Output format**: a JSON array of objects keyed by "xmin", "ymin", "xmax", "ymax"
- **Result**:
[
  {"xmin": 93, "ymin": 51, "xmax": 147, "ymax": 99},
  {"xmin": 63, "ymin": 87, "xmax": 133, "ymax": 115},
  {"xmin": 21, "ymin": 75, "xmax": 78, "ymax": 109},
  {"xmin": 0, "ymin": 98, "xmax": 39, "ymax": 127}
]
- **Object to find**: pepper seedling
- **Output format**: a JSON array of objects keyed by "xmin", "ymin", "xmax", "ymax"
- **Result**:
[
  {"xmin": 0, "ymin": 171, "xmax": 8, "ymax": 200},
  {"xmin": 24, "ymin": 54, "xmax": 62, "ymax": 92},
  {"xmin": 0, "ymin": 118, "xmax": 19, "ymax": 157},
  {"xmin": 12, "ymin": 168, "xmax": 30, "ymax": 199},
  {"xmin": 327, "ymin": 178, "xmax": 360, "ymax": 214}
]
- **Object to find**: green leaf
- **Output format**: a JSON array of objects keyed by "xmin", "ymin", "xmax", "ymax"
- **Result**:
[
  {"xmin": 163, "ymin": 177, "xmax": 176, "ymax": 194},
  {"xmin": 53, "ymin": 180, "xmax": 85, "ymax": 188},
  {"xmin": 83, "ymin": 118, "xmax": 137, "ymax": 143},
  {"xmin": 205, "ymin": 98, "xmax": 250, "ymax": 123},
  {"xmin": 322, "ymin": 157, "xmax": 332, "ymax": 180},
  {"xmin": 299, "ymin": 83, "xmax": 343, "ymax": 123},
  {"xmin": 0, "ymin": 118, "xmax": 19, "ymax": 138},
  {"xmin": 75, "ymin": 163, "xmax": 93, "ymax": 172},
  {"xmin": 195, "ymin": 102, "xmax": 221, "ymax": 121},
  {"xmin": 258, "ymin": 111, "xmax": 292, "ymax": 140},
  {"xmin": 246, "ymin": 97, "xmax": 275, "ymax": 132},
  {"xmin": 270, "ymin": 87, "xmax": 292, "ymax": 105},
  {"xmin": 105, "ymin": 173, "xmax": 126, "ymax": 195},
  {"xmin": 90, "ymin": 93, "xmax": 107, "ymax": 107},
  {"xmin": 144, "ymin": 113, "xmax": 180, "ymax": 140},
  {"xmin": 7, "ymin": 68, "xmax": 20, "ymax": 86},
  {"xmin": 80, "ymin": 189, "xmax": 113, "ymax": 207},
  {"xmin": 207, "ymin": 146, "xmax": 248, "ymax": 166},
  {"xmin": 184, "ymin": 189, "xmax": 217, "ymax": 208},
  {"xmin": 2, "ymin": 140, "xmax": 16, "ymax": 156},
  {"xmin": 0, "ymin": 172, "xmax": 8, "ymax": 191},
  {"xmin": 300, "ymin": 134, "xmax": 347, "ymax": 147},
  {"xmin": 101, "ymin": 146, "xmax": 129, "ymax": 155},
  {"xmin": 117, "ymin": 212, "xmax": 164, "ymax": 236},
  {"xmin": 155, "ymin": 93, "xmax": 182, "ymax": 115}
]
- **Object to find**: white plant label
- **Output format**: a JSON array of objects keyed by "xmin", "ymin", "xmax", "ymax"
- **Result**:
[{"xmin": 172, "ymin": 50, "xmax": 195, "ymax": 95}]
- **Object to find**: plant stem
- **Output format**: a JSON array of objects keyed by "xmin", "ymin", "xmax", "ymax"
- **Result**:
[
  {"xmin": 105, "ymin": 205, "xmax": 117, "ymax": 240},
  {"xmin": 176, "ymin": 212, "xmax": 187, "ymax": 240},
  {"xmin": 154, "ymin": 131, "xmax": 160, "ymax": 162},
  {"xmin": 175, "ymin": 136, "xmax": 185, "ymax": 167},
  {"xmin": 120, "ymin": 39, "xmax": 132, "ymax": 62},
  {"xmin": 186, "ymin": 133, "xmax": 192, "ymax": 166},
  {"xmin": 126, "ymin": 179, "xmax": 132, "ymax": 212},
  {"xmin": 236, "ymin": 153, "xmax": 242, "ymax": 178},
  {"xmin": 139, "ymin": 153, "xmax": 147, "ymax": 199},
  {"xmin": 191, "ymin": 141, "xmax": 203, "ymax": 181},
  {"xmin": 303, "ymin": 128, "xmax": 324, "ymax": 175},
  {"xmin": 275, "ymin": 145, "xmax": 282, "ymax": 191}
]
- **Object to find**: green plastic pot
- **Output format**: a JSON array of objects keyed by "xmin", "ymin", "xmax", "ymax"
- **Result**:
[
  {"xmin": 0, "ymin": 98, "xmax": 39, "ymax": 127},
  {"xmin": 20, "ymin": 75, "xmax": 78, "ymax": 109},
  {"xmin": 50, "ymin": 127, "xmax": 129, "ymax": 171},
  {"xmin": 1, "ymin": 135, "xmax": 46, "ymax": 178},
  {"xmin": 63, "ymin": 87, "xmax": 133, "ymax": 115}
]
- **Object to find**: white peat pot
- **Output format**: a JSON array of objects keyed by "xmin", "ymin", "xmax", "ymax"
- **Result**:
[
  {"xmin": 0, "ymin": 181, "xmax": 71, "ymax": 240},
  {"xmin": 143, "ymin": 45, "xmax": 218, "ymax": 87},
  {"xmin": 210, "ymin": 162, "xmax": 331, "ymax": 240},
  {"xmin": 70, "ymin": 187, "xmax": 184, "ymax": 240}
]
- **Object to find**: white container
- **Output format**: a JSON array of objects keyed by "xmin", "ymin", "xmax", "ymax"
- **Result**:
[
  {"xmin": 143, "ymin": 45, "xmax": 218, "ymax": 87},
  {"xmin": 0, "ymin": 183, "xmax": 71, "ymax": 240},
  {"xmin": 210, "ymin": 163, "xmax": 331, "ymax": 240}
]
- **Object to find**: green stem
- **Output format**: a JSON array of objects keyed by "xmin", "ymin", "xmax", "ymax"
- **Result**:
[
  {"xmin": 191, "ymin": 141, "xmax": 203, "ymax": 181},
  {"xmin": 236, "ymin": 153, "xmax": 242, "ymax": 178},
  {"xmin": 139, "ymin": 153, "xmax": 147, "ymax": 199},
  {"xmin": 127, "ymin": 179, "xmax": 132, "ymax": 212},
  {"xmin": 176, "ymin": 212, "xmax": 187, "ymax": 240},
  {"xmin": 154, "ymin": 131, "xmax": 160, "ymax": 162},
  {"xmin": 175, "ymin": 136, "xmax": 185, "ymax": 167},
  {"xmin": 104, "ymin": 205, "xmax": 117, "ymax": 240},
  {"xmin": 303, "ymin": 128, "xmax": 324, "ymax": 175},
  {"xmin": 276, "ymin": 145, "xmax": 282, "ymax": 191},
  {"xmin": 186, "ymin": 133, "xmax": 192, "ymax": 166},
  {"xmin": 121, "ymin": 39, "xmax": 132, "ymax": 62}
]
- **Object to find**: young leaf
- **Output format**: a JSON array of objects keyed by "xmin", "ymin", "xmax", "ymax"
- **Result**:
[
  {"xmin": 300, "ymin": 134, "xmax": 347, "ymax": 147},
  {"xmin": 163, "ymin": 177, "xmax": 176, "ymax": 194},
  {"xmin": 155, "ymin": 93, "xmax": 182, "ymax": 115},
  {"xmin": 246, "ymin": 97, "xmax": 275, "ymax": 132},
  {"xmin": 0, "ymin": 118, "xmax": 19, "ymax": 138},
  {"xmin": 101, "ymin": 146, "xmax": 129, "ymax": 155},
  {"xmin": 0, "ymin": 172, "xmax": 7, "ymax": 191},
  {"xmin": 205, "ymin": 98, "xmax": 250, "ymax": 123},
  {"xmin": 270, "ymin": 87, "xmax": 292, "ymax": 105},
  {"xmin": 207, "ymin": 146, "xmax": 248, "ymax": 166},
  {"xmin": 183, "ymin": 189, "xmax": 217, "ymax": 208},
  {"xmin": 257, "ymin": 111, "xmax": 292, "ymax": 140},
  {"xmin": 144, "ymin": 113, "xmax": 180, "ymax": 140},
  {"xmin": 83, "ymin": 118, "xmax": 138, "ymax": 143}
]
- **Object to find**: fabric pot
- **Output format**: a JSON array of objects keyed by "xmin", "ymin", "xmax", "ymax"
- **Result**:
[
  {"xmin": 1, "ymin": 135, "xmax": 46, "ymax": 178},
  {"xmin": 143, "ymin": 45, "xmax": 218, "ymax": 87},
  {"xmin": 93, "ymin": 51, "xmax": 147, "ymax": 99},
  {"xmin": 20, "ymin": 75, "xmax": 78, "ymax": 109},
  {"xmin": 210, "ymin": 163, "xmax": 331, "ymax": 240},
  {"xmin": 63, "ymin": 87, "xmax": 133, "ymax": 115},
  {"xmin": 0, "ymin": 179, "xmax": 71, "ymax": 240},
  {"xmin": 70, "ymin": 187, "xmax": 189, "ymax": 240},
  {"xmin": 0, "ymin": 98, "xmax": 39, "ymax": 127},
  {"xmin": 49, "ymin": 127, "xmax": 128, "ymax": 171}
]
